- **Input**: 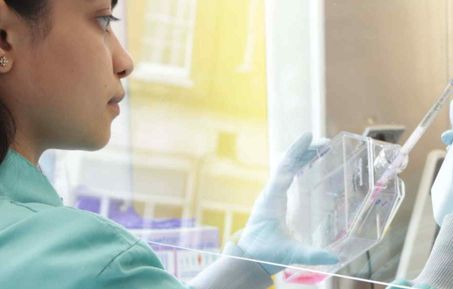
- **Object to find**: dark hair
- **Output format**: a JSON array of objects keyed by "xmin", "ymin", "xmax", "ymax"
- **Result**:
[{"xmin": 0, "ymin": 0, "xmax": 50, "ymax": 164}]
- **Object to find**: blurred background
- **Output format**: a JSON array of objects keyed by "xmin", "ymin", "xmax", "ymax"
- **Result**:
[{"xmin": 39, "ymin": 0, "xmax": 453, "ymax": 288}]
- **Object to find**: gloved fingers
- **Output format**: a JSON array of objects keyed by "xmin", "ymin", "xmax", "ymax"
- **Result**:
[
  {"xmin": 298, "ymin": 142, "xmax": 330, "ymax": 169},
  {"xmin": 413, "ymin": 284, "xmax": 435, "ymax": 289},
  {"xmin": 289, "ymin": 245, "xmax": 339, "ymax": 266},
  {"xmin": 386, "ymin": 279, "xmax": 413, "ymax": 289},
  {"xmin": 256, "ymin": 133, "xmax": 327, "ymax": 221},
  {"xmin": 265, "ymin": 132, "xmax": 313, "ymax": 195},
  {"xmin": 441, "ymin": 130, "xmax": 453, "ymax": 146},
  {"xmin": 311, "ymin": 137, "xmax": 330, "ymax": 149},
  {"xmin": 385, "ymin": 279, "xmax": 435, "ymax": 289},
  {"xmin": 276, "ymin": 132, "xmax": 313, "ymax": 175},
  {"xmin": 256, "ymin": 133, "xmax": 313, "ymax": 219},
  {"xmin": 280, "ymin": 135, "xmax": 329, "ymax": 177},
  {"xmin": 249, "ymin": 198, "xmax": 287, "ymax": 221}
]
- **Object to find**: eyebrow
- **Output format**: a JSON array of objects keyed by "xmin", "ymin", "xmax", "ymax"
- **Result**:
[{"xmin": 87, "ymin": 0, "xmax": 118, "ymax": 9}]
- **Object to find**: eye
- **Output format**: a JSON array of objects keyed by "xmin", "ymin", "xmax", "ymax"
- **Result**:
[{"xmin": 96, "ymin": 15, "xmax": 120, "ymax": 31}]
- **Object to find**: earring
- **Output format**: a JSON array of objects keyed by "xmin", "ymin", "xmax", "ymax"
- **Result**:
[{"xmin": 0, "ymin": 56, "xmax": 8, "ymax": 68}]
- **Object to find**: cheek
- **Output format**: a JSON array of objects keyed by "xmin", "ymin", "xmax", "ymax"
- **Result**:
[{"xmin": 28, "ymin": 33, "xmax": 113, "ymax": 109}]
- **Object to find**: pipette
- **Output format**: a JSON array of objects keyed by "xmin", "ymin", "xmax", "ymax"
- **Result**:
[
  {"xmin": 287, "ymin": 79, "xmax": 453, "ymax": 284},
  {"xmin": 371, "ymin": 80, "xmax": 453, "ymax": 199}
]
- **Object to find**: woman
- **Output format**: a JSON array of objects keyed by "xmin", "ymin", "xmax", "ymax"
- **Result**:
[{"xmin": 0, "ymin": 1, "xmax": 338, "ymax": 288}]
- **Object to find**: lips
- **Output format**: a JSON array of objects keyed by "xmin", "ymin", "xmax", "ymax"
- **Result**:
[{"xmin": 108, "ymin": 93, "xmax": 125, "ymax": 105}]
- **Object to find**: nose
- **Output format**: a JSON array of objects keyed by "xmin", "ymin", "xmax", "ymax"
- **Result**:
[{"xmin": 112, "ymin": 35, "xmax": 134, "ymax": 79}]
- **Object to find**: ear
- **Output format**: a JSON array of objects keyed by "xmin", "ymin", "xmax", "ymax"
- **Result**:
[
  {"xmin": 0, "ymin": 30, "xmax": 13, "ymax": 73},
  {"xmin": 0, "ymin": 0, "xmax": 24, "ymax": 74}
]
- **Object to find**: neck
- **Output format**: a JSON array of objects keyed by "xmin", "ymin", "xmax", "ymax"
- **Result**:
[{"xmin": 11, "ymin": 134, "xmax": 43, "ymax": 166}]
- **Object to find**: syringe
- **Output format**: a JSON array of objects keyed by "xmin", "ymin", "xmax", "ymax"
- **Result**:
[{"xmin": 371, "ymin": 80, "xmax": 453, "ymax": 199}]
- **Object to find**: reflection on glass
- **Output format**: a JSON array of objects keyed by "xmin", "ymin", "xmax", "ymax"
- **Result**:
[
  {"xmin": 39, "ymin": 0, "xmax": 453, "ymax": 288},
  {"xmin": 134, "ymin": 0, "xmax": 197, "ymax": 85},
  {"xmin": 75, "ymin": 0, "xmax": 268, "ymax": 282}
]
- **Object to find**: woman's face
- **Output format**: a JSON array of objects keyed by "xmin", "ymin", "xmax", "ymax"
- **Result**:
[{"xmin": 0, "ymin": 0, "xmax": 133, "ymax": 158}]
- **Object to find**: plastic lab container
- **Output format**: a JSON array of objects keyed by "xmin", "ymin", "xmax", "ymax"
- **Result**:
[{"xmin": 287, "ymin": 132, "xmax": 405, "ymax": 283}]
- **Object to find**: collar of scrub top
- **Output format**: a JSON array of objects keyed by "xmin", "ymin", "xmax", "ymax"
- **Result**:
[{"xmin": 0, "ymin": 149, "xmax": 63, "ymax": 206}]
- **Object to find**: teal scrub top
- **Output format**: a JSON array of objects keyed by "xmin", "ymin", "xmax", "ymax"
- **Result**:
[{"xmin": 0, "ymin": 149, "xmax": 192, "ymax": 289}]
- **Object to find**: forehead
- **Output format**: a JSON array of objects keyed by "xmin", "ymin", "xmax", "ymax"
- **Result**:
[{"xmin": 85, "ymin": 0, "xmax": 118, "ymax": 8}]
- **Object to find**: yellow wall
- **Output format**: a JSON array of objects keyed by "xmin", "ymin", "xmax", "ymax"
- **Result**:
[
  {"xmin": 127, "ymin": 0, "xmax": 267, "ymax": 120},
  {"xmin": 125, "ymin": 0, "xmax": 269, "ymax": 248}
]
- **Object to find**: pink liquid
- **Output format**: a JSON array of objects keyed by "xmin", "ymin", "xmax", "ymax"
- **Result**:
[
  {"xmin": 283, "ymin": 270, "xmax": 329, "ymax": 284},
  {"xmin": 370, "ymin": 182, "xmax": 386, "ymax": 200}
]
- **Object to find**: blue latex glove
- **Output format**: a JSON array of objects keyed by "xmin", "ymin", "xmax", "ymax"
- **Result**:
[
  {"xmin": 386, "ymin": 279, "xmax": 435, "ymax": 289},
  {"xmin": 224, "ymin": 132, "xmax": 339, "ymax": 275},
  {"xmin": 432, "ymin": 101, "xmax": 453, "ymax": 225}
]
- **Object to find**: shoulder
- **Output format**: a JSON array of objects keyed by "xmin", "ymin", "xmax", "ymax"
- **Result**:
[
  {"xmin": 51, "ymin": 206, "xmax": 138, "ymax": 244},
  {"xmin": 25, "ymin": 205, "xmax": 141, "ymax": 252},
  {"xmin": 0, "ymin": 197, "xmax": 137, "ymax": 244},
  {"xmin": 0, "ymin": 203, "xmax": 162, "ymax": 288}
]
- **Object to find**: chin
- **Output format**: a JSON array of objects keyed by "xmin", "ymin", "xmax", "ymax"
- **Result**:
[
  {"xmin": 75, "ymin": 131, "xmax": 112, "ymax": 152},
  {"xmin": 89, "ymin": 135, "xmax": 111, "ymax": 151},
  {"xmin": 84, "ymin": 141, "xmax": 109, "ymax": 151},
  {"xmin": 55, "ymin": 125, "xmax": 112, "ymax": 151}
]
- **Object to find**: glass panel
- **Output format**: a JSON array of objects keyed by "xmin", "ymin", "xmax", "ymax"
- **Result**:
[
  {"xmin": 125, "ymin": 0, "xmax": 268, "ymax": 247},
  {"xmin": 40, "ymin": 0, "xmax": 451, "ymax": 288}
]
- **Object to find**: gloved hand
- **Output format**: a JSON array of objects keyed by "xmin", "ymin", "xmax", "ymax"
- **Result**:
[
  {"xmin": 386, "ymin": 279, "xmax": 435, "ymax": 289},
  {"xmin": 432, "ymin": 101, "xmax": 453, "ymax": 225},
  {"xmin": 224, "ymin": 132, "xmax": 339, "ymax": 275}
]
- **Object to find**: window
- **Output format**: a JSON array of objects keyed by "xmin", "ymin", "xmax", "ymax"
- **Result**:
[{"xmin": 133, "ymin": 0, "xmax": 197, "ymax": 87}]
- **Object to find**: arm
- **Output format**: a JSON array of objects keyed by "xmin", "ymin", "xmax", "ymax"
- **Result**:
[
  {"xmin": 98, "ymin": 133, "xmax": 337, "ymax": 289},
  {"xmin": 192, "ymin": 132, "xmax": 338, "ymax": 288},
  {"xmin": 188, "ymin": 250, "xmax": 273, "ymax": 289},
  {"xmin": 386, "ymin": 213, "xmax": 453, "ymax": 289}
]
